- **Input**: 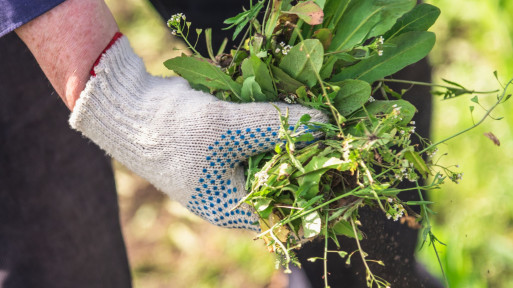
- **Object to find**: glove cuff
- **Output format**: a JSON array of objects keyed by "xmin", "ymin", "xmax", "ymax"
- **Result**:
[{"xmin": 90, "ymin": 32, "xmax": 124, "ymax": 76}]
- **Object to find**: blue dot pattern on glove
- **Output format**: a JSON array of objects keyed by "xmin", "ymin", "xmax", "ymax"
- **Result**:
[{"xmin": 186, "ymin": 126, "xmax": 292, "ymax": 231}]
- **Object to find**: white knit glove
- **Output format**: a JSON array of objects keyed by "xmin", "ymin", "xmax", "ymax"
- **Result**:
[{"xmin": 69, "ymin": 36, "xmax": 328, "ymax": 231}]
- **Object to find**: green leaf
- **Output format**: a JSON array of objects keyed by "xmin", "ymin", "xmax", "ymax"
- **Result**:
[
  {"xmin": 271, "ymin": 66, "xmax": 305, "ymax": 93},
  {"xmin": 471, "ymin": 95, "xmax": 479, "ymax": 104},
  {"xmin": 332, "ymin": 31, "xmax": 436, "ymax": 83},
  {"xmin": 355, "ymin": 100, "xmax": 417, "ymax": 126},
  {"xmin": 279, "ymin": 39, "xmax": 324, "ymax": 87},
  {"xmin": 329, "ymin": 0, "xmax": 416, "ymax": 52},
  {"xmin": 314, "ymin": 0, "xmax": 326, "ymax": 9},
  {"xmin": 204, "ymin": 28, "xmax": 216, "ymax": 61},
  {"xmin": 323, "ymin": 0, "xmax": 350, "ymax": 29},
  {"xmin": 286, "ymin": 1, "xmax": 324, "ymax": 25},
  {"xmin": 241, "ymin": 76, "xmax": 267, "ymax": 102},
  {"xmin": 404, "ymin": 150, "xmax": 430, "ymax": 177},
  {"xmin": 331, "ymin": 79, "xmax": 371, "ymax": 116},
  {"xmin": 224, "ymin": 1, "xmax": 265, "ymax": 40},
  {"xmin": 164, "ymin": 56, "xmax": 242, "ymax": 97},
  {"xmin": 241, "ymin": 56, "xmax": 276, "ymax": 96},
  {"xmin": 252, "ymin": 198, "xmax": 273, "ymax": 212},
  {"xmin": 293, "ymin": 156, "xmax": 351, "ymax": 199},
  {"xmin": 406, "ymin": 200, "xmax": 434, "ymax": 205},
  {"xmin": 319, "ymin": 56, "xmax": 336, "ymax": 80},
  {"xmin": 302, "ymin": 211, "xmax": 322, "ymax": 238},
  {"xmin": 295, "ymin": 133, "xmax": 315, "ymax": 143},
  {"xmin": 384, "ymin": 3, "xmax": 441, "ymax": 40},
  {"xmin": 337, "ymin": 251, "xmax": 348, "ymax": 258},
  {"xmin": 333, "ymin": 220, "xmax": 363, "ymax": 240}
]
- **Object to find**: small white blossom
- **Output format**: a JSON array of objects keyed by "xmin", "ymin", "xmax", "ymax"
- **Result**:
[
  {"xmin": 278, "ymin": 163, "xmax": 290, "ymax": 178},
  {"xmin": 368, "ymin": 96, "xmax": 376, "ymax": 102}
]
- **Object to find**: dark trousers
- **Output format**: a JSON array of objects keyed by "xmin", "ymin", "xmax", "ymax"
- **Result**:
[{"xmin": 0, "ymin": 33, "xmax": 132, "ymax": 288}]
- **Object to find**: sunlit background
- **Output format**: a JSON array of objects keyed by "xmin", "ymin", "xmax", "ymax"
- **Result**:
[{"xmin": 104, "ymin": 0, "xmax": 513, "ymax": 287}]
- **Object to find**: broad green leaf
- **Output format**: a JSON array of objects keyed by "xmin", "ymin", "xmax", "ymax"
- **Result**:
[
  {"xmin": 323, "ymin": 0, "xmax": 350, "ymax": 29},
  {"xmin": 252, "ymin": 198, "xmax": 273, "ymax": 212},
  {"xmin": 279, "ymin": 39, "xmax": 324, "ymax": 87},
  {"xmin": 353, "ymin": 100, "xmax": 416, "ymax": 126},
  {"xmin": 286, "ymin": 1, "xmax": 324, "ymax": 25},
  {"xmin": 314, "ymin": 0, "xmax": 326, "ymax": 9},
  {"xmin": 165, "ymin": 56, "xmax": 242, "ymax": 97},
  {"xmin": 293, "ymin": 155, "xmax": 351, "ymax": 199},
  {"xmin": 329, "ymin": 0, "xmax": 415, "ymax": 52},
  {"xmin": 404, "ymin": 150, "xmax": 430, "ymax": 177},
  {"xmin": 271, "ymin": 66, "xmax": 305, "ymax": 93},
  {"xmin": 384, "ymin": 3, "xmax": 440, "ymax": 40},
  {"xmin": 331, "ymin": 79, "xmax": 371, "ymax": 116},
  {"xmin": 332, "ymin": 31, "xmax": 435, "ymax": 83},
  {"xmin": 333, "ymin": 220, "xmax": 362, "ymax": 240},
  {"xmin": 320, "ymin": 56, "xmax": 336, "ymax": 80},
  {"xmin": 302, "ymin": 211, "xmax": 322, "ymax": 238},
  {"xmin": 241, "ymin": 56, "xmax": 276, "ymax": 96},
  {"xmin": 241, "ymin": 76, "xmax": 267, "ymax": 102}
]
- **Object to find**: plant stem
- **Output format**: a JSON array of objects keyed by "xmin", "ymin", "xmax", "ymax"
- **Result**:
[
  {"xmin": 350, "ymin": 218, "xmax": 380, "ymax": 287},
  {"xmin": 420, "ymin": 78, "xmax": 513, "ymax": 154},
  {"xmin": 379, "ymin": 78, "xmax": 499, "ymax": 95},
  {"xmin": 295, "ymin": 31, "xmax": 345, "ymax": 137},
  {"xmin": 323, "ymin": 213, "xmax": 330, "ymax": 288},
  {"xmin": 416, "ymin": 180, "xmax": 449, "ymax": 288}
]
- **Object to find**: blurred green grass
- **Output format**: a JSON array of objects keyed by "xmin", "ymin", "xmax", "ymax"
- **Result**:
[
  {"xmin": 420, "ymin": 1, "xmax": 513, "ymax": 287},
  {"xmin": 106, "ymin": 0, "xmax": 513, "ymax": 287}
]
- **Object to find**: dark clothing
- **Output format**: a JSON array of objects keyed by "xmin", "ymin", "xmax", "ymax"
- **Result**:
[
  {"xmin": 0, "ymin": 33, "xmax": 132, "ymax": 287},
  {"xmin": 0, "ymin": 0, "xmax": 66, "ymax": 37}
]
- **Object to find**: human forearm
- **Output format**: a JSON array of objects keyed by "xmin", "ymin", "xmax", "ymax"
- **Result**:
[{"xmin": 15, "ymin": 0, "xmax": 118, "ymax": 110}]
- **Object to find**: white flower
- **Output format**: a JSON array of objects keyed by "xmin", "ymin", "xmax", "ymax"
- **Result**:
[
  {"xmin": 254, "ymin": 171, "xmax": 269, "ymax": 184},
  {"xmin": 278, "ymin": 163, "xmax": 290, "ymax": 177},
  {"xmin": 368, "ymin": 96, "xmax": 376, "ymax": 102}
]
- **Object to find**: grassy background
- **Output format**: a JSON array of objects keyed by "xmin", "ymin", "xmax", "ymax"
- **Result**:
[{"xmin": 104, "ymin": 0, "xmax": 513, "ymax": 287}]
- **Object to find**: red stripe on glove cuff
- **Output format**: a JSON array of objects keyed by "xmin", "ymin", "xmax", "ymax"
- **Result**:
[{"xmin": 90, "ymin": 32, "xmax": 124, "ymax": 76}]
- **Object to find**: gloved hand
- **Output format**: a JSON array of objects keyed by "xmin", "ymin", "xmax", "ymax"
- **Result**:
[{"xmin": 69, "ymin": 35, "xmax": 328, "ymax": 231}]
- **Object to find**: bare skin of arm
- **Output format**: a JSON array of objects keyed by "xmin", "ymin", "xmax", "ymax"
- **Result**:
[{"xmin": 15, "ymin": 0, "xmax": 119, "ymax": 111}]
